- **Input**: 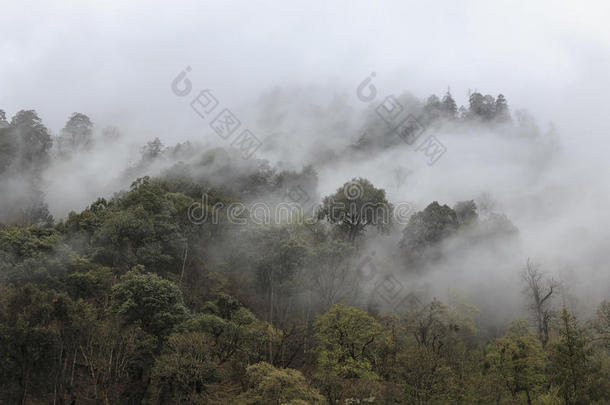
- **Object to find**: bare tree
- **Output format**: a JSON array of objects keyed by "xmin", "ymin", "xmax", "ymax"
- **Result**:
[{"xmin": 520, "ymin": 259, "xmax": 559, "ymax": 346}]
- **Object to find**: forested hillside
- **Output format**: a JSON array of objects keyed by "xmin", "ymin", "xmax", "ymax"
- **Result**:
[{"xmin": 0, "ymin": 97, "xmax": 609, "ymax": 405}]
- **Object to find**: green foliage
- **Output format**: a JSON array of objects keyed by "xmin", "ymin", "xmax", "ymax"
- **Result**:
[
  {"xmin": 0, "ymin": 169, "xmax": 608, "ymax": 404},
  {"xmin": 238, "ymin": 362, "xmax": 326, "ymax": 405},
  {"xmin": 8, "ymin": 109, "xmax": 52, "ymax": 172},
  {"xmin": 67, "ymin": 176, "xmax": 210, "ymax": 275},
  {"xmin": 454, "ymin": 200, "xmax": 478, "ymax": 225},
  {"xmin": 495, "ymin": 94, "xmax": 511, "ymax": 122},
  {"xmin": 0, "ymin": 225, "xmax": 61, "ymax": 262},
  {"xmin": 178, "ymin": 293, "xmax": 274, "ymax": 364},
  {"xmin": 314, "ymin": 303, "xmax": 381, "ymax": 380},
  {"xmin": 151, "ymin": 332, "xmax": 221, "ymax": 404},
  {"xmin": 0, "ymin": 225, "xmax": 75, "ymax": 288},
  {"xmin": 468, "ymin": 92, "xmax": 498, "ymax": 121},
  {"xmin": 424, "ymin": 94, "xmax": 442, "ymax": 122},
  {"xmin": 548, "ymin": 309, "xmax": 595, "ymax": 404},
  {"xmin": 57, "ymin": 112, "xmax": 94, "ymax": 155},
  {"xmin": 109, "ymin": 268, "xmax": 189, "ymax": 338},
  {"xmin": 486, "ymin": 330, "xmax": 547, "ymax": 403},
  {"xmin": 400, "ymin": 201, "xmax": 458, "ymax": 264},
  {"xmin": 397, "ymin": 345, "xmax": 456, "ymax": 404},
  {"xmin": 441, "ymin": 90, "xmax": 458, "ymax": 119},
  {"xmin": 65, "ymin": 261, "xmax": 113, "ymax": 302},
  {"xmin": 0, "ymin": 285, "xmax": 69, "ymax": 403},
  {"xmin": 318, "ymin": 178, "xmax": 392, "ymax": 242},
  {"xmin": 403, "ymin": 298, "xmax": 470, "ymax": 357}
]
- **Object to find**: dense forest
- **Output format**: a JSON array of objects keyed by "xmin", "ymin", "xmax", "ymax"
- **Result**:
[{"xmin": 0, "ymin": 91, "xmax": 609, "ymax": 405}]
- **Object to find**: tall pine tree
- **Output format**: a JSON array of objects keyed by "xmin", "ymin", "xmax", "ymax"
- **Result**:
[
  {"xmin": 495, "ymin": 94, "xmax": 510, "ymax": 122},
  {"xmin": 441, "ymin": 89, "xmax": 457, "ymax": 119}
]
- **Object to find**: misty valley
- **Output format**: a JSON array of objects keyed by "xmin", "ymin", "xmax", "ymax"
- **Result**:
[{"xmin": 0, "ymin": 85, "xmax": 608, "ymax": 405}]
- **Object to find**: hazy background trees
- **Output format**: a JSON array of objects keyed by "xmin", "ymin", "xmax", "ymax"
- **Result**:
[{"xmin": 0, "ymin": 99, "xmax": 607, "ymax": 404}]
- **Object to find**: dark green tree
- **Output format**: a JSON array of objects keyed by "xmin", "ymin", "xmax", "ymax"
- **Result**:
[
  {"xmin": 141, "ymin": 137, "xmax": 164, "ymax": 160},
  {"xmin": 0, "ymin": 109, "xmax": 10, "ymax": 173},
  {"xmin": 495, "ymin": 94, "xmax": 510, "ymax": 122},
  {"xmin": 441, "ymin": 89, "xmax": 457, "ymax": 119},
  {"xmin": 9, "ymin": 110, "xmax": 52, "ymax": 172},
  {"xmin": 58, "ymin": 112, "xmax": 94, "ymax": 155},
  {"xmin": 150, "ymin": 332, "xmax": 221, "ymax": 404},
  {"xmin": 0, "ymin": 285, "xmax": 68, "ymax": 404},
  {"xmin": 314, "ymin": 304, "xmax": 382, "ymax": 404},
  {"xmin": 424, "ymin": 94, "xmax": 442, "ymax": 121},
  {"xmin": 238, "ymin": 362, "xmax": 326, "ymax": 405},
  {"xmin": 318, "ymin": 178, "xmax": 392, "ymax": 243},
  {"xmin": 453, "ymin": 200, "xmax": 478, "ymax": 225},
  {"xmin": 109, "ymin": 268, "xmax": 189, "ymax": 338},
  {"xmin": 468, "ymin": 92, "xmax": 496, "ymax": 121},
  {"xmin": 486, "ymin": 322, "xmax": 547, "ymax": 404},
  {"xmin": 548, "ymin": 308, "xmax": 594, "ymax": 405},
  {"xmin": 400, "ymin": 202, "xmax": 457, "ymax": 264}
]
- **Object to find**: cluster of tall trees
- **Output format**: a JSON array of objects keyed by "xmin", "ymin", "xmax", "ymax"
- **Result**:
[
  {"xmin": 0, "ymin": 109, "xmax": 98, "ymax": 227},
  {"xmin": 0, "ymin": 101, "xmax": 599, "ymax": 403},
  {"xmin": 0, "ymin": 173, "xmax": 609, "ymax": 404},
  {"xmin": 422, "ymin": 90, "xmax": 511, "ymax": 123},
  {"xmin": 0, "ymin": 109, "xmax": 54, "ymax": 226},
  {"xmin": 354, "ymin": 89, "xmax": 528, "ymax": 153}
]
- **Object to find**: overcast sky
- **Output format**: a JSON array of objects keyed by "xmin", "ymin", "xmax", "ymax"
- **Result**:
[{"xmin": 1, "ymin": 0, "xmax": 610, "ymax": 150}]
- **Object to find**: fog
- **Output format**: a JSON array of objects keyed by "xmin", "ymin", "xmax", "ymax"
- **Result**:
[{"xmin": 1, "ymin": 0, "xmax": 610, "ymax": 324}]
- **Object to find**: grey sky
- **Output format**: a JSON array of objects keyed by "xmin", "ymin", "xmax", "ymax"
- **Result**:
[{"xmin": 1, "ymin": 0, "xmax": 609, "ymax": 147}]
